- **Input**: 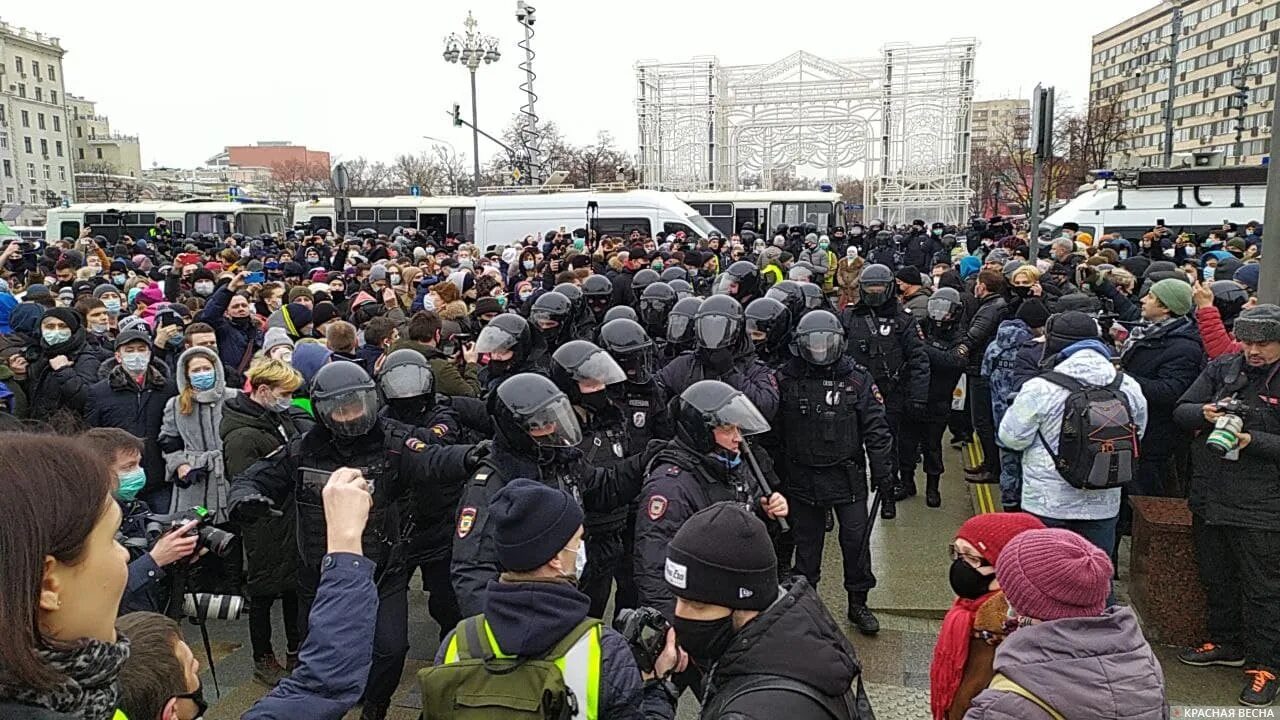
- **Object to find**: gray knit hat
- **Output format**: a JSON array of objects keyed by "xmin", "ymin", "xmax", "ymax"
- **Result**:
[
  {"xmin": 262, "ymin": 326, "xmax": 295, "ymax": 355},
  {"xmin": 1234, "ymin": 304, "xmax": 1280, "ymax": 343}
]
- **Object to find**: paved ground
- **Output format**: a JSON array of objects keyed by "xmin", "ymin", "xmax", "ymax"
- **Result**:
[{"xmin": 190, "ymin": 445, "xmax": 1242, "ymax": 719}]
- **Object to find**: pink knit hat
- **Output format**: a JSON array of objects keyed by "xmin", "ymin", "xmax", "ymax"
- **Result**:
[{"xmin": 996, "ymin": 528, "xmax": 1112, "ymax": 621}]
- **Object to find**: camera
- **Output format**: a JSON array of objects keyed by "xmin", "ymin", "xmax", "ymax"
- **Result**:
[
  {"xmin": 1207, "ymin": 397, "xmax": 1246, "ymax": 455},
  {"xmin": 612, "ymin": 607, "xmax": 670, "ymax": 674},
  {"xmin": 146, "ymin": 505, "xmax": 237, "ymax": 559},
  {"xmin": 181, "ymin": 592, "xmax": 247, "ymax": 621}
]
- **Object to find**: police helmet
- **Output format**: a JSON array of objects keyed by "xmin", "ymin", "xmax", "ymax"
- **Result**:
[
  {"xmin": 602, "ymin": 305, "xmax": 639, "ymax": 325},
  {"xmin": 661, "ymin": 266, "xmax": 689, "ymax": 283},
  {"xmin": 377, "ymin": 349, "xmax": 435, "ymax": 400},
  {"xmin": 858, "ymin": 264, "xmax": 896, "ymax": 308},
  {"xmin": 765, "ymin": 280, "xmax": 806, "ymax": 321},
  {"xmin": 356, "ymin": 228, "xmax": 377, "ymax": 239},
  {"xmin": 631, "ymin": 269, "xmax": 661, "ymax": 296},
  {"xmin": 1211, "ymin": 280, "xmax": 1249, "ymax": 326},
  {"xmin": 723, "ymin": 260, "xmax": 762, "ymax": 302},
  {"xmin": 926, "ymin": 287, "xmax": 963, "ymax": 323},
  {"xmin": 667, "ymin": 297, "xmax": 703, "ymax": 347},
  {"xmin": 744, "ymin": 297, "xmax": 791, "ymax": 351},
  {"xmin": 694, "ymin": 294, "xmax": 744, "ymax": 351},
  {"xmin": 476, "ymin": 313, "xmax": 532, "ymax": 363},
  {"xmin": 311, "ymin": 361, "xmax": 380, "ymax": 438},
  {"xmin": 798, "ymin": 282, "xmax": 825, "ymax": 310},
  {"xmin": 582, "ymin": 274, "xmax": 614, "ymax": 317},
  {"xmin": 599, "ymin": 318, "xmax": 656, "ymax": 384},
  {"xmin": 529, "ymin": 291, "xmax": 573, "ymax": 339},
  {"xmin": 491, "ymin": 373, "xmax": 583, "ymax": 452},
  {"xmin": 874, "ymin": 230, "xmax": 892, "ymax": 246},
  {"xmin": 672, "ymin": 380, "xmax": 770, "ymax": 454},
  {"xmin": 639, "ymin": 282, "xmax": 677, "ymax": 335},
  {"xmin": 791, "ymin": 310, "xmax": 846, "ymax": 366},
  {"xmin": 551, "ymin": 340, "xmax": 626, "ymax": 402},
  {"xmin": 668, "ymin": 278, "xmax": 694, "ymax": 299},
  {"xmin": 553, "ymin": 283, "xmax": 585, "ymax": 314}
]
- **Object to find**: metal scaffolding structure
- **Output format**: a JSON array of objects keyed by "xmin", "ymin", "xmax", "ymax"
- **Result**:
[{"xmin": 635, "ymin": 40, "xmax": 977, "ymax": 224}]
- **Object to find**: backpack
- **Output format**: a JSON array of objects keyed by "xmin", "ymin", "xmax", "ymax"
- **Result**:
[
  {"xmin": 987, "ymin": 673, "xmax": 1065, "ymax": 720},
  {"xmin": 714, "ymin": 674, "xmax": 875, "ymax": 720},
  {"xmin": 419, "ymin": 615, "xmax": 602, "ymax": 720},
  {"xmin": 1035, "ymin": 370, "xmax": 1140, "ymax": 490}
]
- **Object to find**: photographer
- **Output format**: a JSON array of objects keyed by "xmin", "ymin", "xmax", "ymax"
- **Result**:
[
  {"xmin": 1173, "ymin": 304, "xmax": 1280, "ymax": 706},
  {"xmin": 390, "ymin": 310, "xmax": 481, "ymax": 397}
]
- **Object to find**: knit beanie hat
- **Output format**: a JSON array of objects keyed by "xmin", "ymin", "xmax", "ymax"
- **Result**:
[
  {"xmin": 263, "ymin": 327, "xmax": 295, "ymax": 356},
  {"xmin": 958, "ymin": 256, "xmax": 981, "ymax": 279},
  {"xmin": 996, "ymin": 528, "xmax": 1112, "ymax": 621},
  {"xmin": 369, "ymin": 265, "xmax": 388, "ymax": 283},
  {"xmin": 1234, "ymin": 304, "xmax": 1280, "ymax": 343},
  {"xmin": 282, "ymin": 302, "xmax": 313, "ymax": 337},
  {"xmin": 1234, "ymin": 263, "xmax": 1260, "ymax": 292},
  {"xmin": 955, "ymin": 512, "xmax": 1045, "ymax": 567},
  {"xmin": 1044, "ymin": 311, "xmax": 1100, "ymax": 356},
  {"xmin": 1149, "ymin": 278, "xmax": 1193, "ymax": 317},
  {"xmin": 491, "ymin": 478, "xmax": 584, "ymax": 572},
  {"xmin": 288, "ymin": 286, "xmax": 314, "ymax": 302},
  {"xmin": 665, "ymin": 501, "xmax": 778, "ymax": 611},
  {"xmin": 1144, "ymin": 260, "xmax": 1177, "ymax": 278},
  {"xmin": 895, "ymin": 266, "xmax": 923, "ymax": 286},
  {"xmin": 1014, "ymin": 300, "xmax": 1050, "ymax": 331},
  {"xmin": 311, "ymin": 301, "xmax": 340, "ymax": 329},
  {"xmin": 474, "ymin": 297, "xmax": 503, "ymax": 317},
  {"xmin": 1216, "ymin": 256, "xmax": 1244, "ymax": 282}
]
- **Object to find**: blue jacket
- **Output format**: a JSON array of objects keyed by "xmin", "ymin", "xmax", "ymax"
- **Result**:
[
  {"xmin": 243, "ymin": 552, "xmax": 376, "ymax": 720},
  {"xmin": 435, "ymin": 579, "xmax": 675, "ymax": 720},
  {"xmin": 198, "ymin": 284, "xmax": 262, "ymax": 373},
  {"xmin": 982, "ymin": 319, "xmax": 1035, "ymax": 428}
]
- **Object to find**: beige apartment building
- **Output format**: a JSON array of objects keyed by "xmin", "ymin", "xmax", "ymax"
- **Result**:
[
  {"xmin": 67, "ymin": 93, "xmax": 142, "ymax": 179},
  {"xmin": 1091, "ymin": 0, "xmax": 1279, "ymax": 168},
  {"xmin": 971, "ymin": 98, "xmax": 1030, "ymax": 153}
]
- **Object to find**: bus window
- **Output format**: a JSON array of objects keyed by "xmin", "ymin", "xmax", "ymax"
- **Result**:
[
  {"xmin": 596, "ymin": 218, "xmax": 651, "ymax": 237},
  {"xmin": 734, "ymin": 208, "xmax": 761, "ymax": 234},
  {"xmin": 804, "ymin": 202, "xmax": 835, "ymax": 230},
  {"xmin": 237, "ymin": 213, "xmax": 279, "ymax": 236},
  {"xmin": 186, "ymin": 213, "xmax": 233, "ymax": 237},
  {"xmin": 447, "ymin": 207, "xmax": 475, "ymax": 241},
  {"xmin": 663, "ymin": 222, "xmax": 696, "ymax": 237},
  {"xmin": 419, "ymin": 213, "xmax": 446, "ymax": 241},
  {"xmin": 169, "ymin": 220, "xmax": 183, "ymax": 236},
  {"xmin": 59, "ymin": 221, "xmax": 80, "ymax": 239}
]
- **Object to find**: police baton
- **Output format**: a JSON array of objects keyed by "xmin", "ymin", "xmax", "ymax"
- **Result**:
[{"xmin": 739, "ymin": 441, "xmax": 789, "ymax": 533}]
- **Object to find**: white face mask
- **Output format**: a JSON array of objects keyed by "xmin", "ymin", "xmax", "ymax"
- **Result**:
[{"xmin": 573, "ymin": 541, "xmax": 587, "ymax": 580}]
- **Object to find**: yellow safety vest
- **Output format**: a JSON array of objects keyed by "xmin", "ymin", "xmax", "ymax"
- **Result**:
[
  {"xmin": 821, "ymin": 249, "xmax": 838, "ymax": 291},
  {"xmin": 443, "ymin": 617, "xmax": 603, "ymax": 720},
  {"xmin": 114, "ymin": 710, "xmax": 130, "ymax": 720},
  {"xmin": 762, "ymin": 264, "xmax": 784, "ymax": 286}
]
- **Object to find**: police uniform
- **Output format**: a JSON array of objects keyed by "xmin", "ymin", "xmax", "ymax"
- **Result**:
[
  {"xmin": 900, "ymin": 316, "xmax": 968, "ymax": 492},
  {"xmin": 656, "ymin": 351, "xmax": 779, "ymax": 421},
  {"xmin": 577, "ymin": 403, "xmax": 639, "ymax": 617}
]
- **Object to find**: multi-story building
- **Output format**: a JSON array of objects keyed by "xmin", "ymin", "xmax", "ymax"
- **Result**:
[
  {"xmin": 1091, "ymin": 0, "xmax": 1280, "ymax": 168},
  {"xmin": 207, "ymin": 141, "xmax": 330, "ymax": 173},
  {"xmin": 67, "ymin": 94, "xmax": 142, "ymax": 178},
  {"xmin": 0, "ymin": 18, "xmax": 75, "ymax": 225},
  {"xmin": 971, "ymin": 98, "xmax": 1030, "ymax": 153}
]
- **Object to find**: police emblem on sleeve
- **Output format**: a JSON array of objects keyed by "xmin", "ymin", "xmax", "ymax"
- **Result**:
[
  {"xmin": 633, "ymin": 411, "xmax": 647, "ymax": 428},
  {"xmin": 456, "ymin": 507, "xmax": 477, "ymax": 538},
  {"xmin": 871, "ymin": 383, "xmax": 885, "ymax": 405},
  {"xmin": 647, "ymin": 495, "xmax": 668, "ymax": 521},
  {"xmin": 405, "ymin": 437, "xmax": 427, "ymax": 452}
]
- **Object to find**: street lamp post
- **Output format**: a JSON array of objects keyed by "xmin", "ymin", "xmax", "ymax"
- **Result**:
[
  {"xmin": 443, "ymin": 12, "xmax": 501, "ymax": 191},
  {"xmin": 1162, "ymin": 4, "xmax": 1183, "ymax": 168}
]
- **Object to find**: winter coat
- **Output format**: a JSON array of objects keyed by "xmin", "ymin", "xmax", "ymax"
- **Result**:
[
  {"xmin": 982, "ymin": 320, "xmax": 1034, "ymax": 427},
  {"xmin": 657, "ymin": 349, "xmax": 779, "ymax": 421},
  {"xmin": 963, "ymin": 607, "xmax": 1166, "ymax": 720},
  {"xmin": 436, "ymin": 299, "xmax": 472, "ymax": 340},
  {"xmin": 434, "ymin": 579, "xmax": 675, "ymax": 720},
  {"xmin": 835, "ymin": 256, "xmax": 864, "ymax": 309},
  {"xmin": 997, "ymin": 341, "xmax": 1148, "ymax": 520},
  {"xmin": 1118, "ymin": 316, "xmax": 1204, "ymax": 460},
  {"xmin": 1194, "ymin": 305, "xmax": 1241, "ymax": 360},
  {"xmin": 159, "ymin": 347, "xmax": 236, "ymax": 522},
  {"xmin": 85, "ymin": 360, "xmax": 175, "ymax": 495},
  {"xmin": 388, "ymin": 338, "xmax": 481, "ymax": 397},
  {"xmin": 798, "ymin": 246, "xmax": 835, "ymax": 282},
  {"xmin": 963, "ymin": 294, "xmax": 1008, "ymax": 374},
  {"xmin": 221, "ymin": 391, "xmax": 311, "ymax": 597},
  {"xmin": 699, "ymin": 579, "xmax": 866, "ymax": 720},
  {"xmin": 198, "ymin": 283, "xmax": 263, "ymax": 375},
  {"xmin": 27, "ymin": 342, "xmax": 100, "ymax": 424},
  {"xmin": 0, "ymin": 364, "xmax": 29, "ymax": 418},
  {"xmin": 901, "ymin": 286, "xmax": 932, "ymax": 318}
]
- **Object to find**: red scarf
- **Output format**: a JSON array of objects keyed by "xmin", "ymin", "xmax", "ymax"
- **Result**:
[{"xmin": 929, "ymin": 593, "xmax": 995, "ymax": 720}]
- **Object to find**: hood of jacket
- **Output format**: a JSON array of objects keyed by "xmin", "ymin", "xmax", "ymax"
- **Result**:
[
  {"xmin": 437, "ymin": 299, "xmax": 470, "ymax": 321},
  {"xmin": 994, "ymin": 606, "xmax": 1164, "ymax": 718},
  {"xmin": 710, "ymin": 579, "xmax": 860, "ymax": 697},
  {"xmin": 0, "ymin": 293, "xmax": 17, "ymax": 334},
  {"xmin": 175, "ymin": 345, "xmax": 226, "ymax": 398},
  {"xmin": 290, "ymin": 342, "xmax": 333, "ymax": 392},
  {"xmin": 482, "ymin": 579, "xmax": 591, "ymax": 658},
  {"xmin": 9, "ymin": 302, "xmax": 44, "ymax": 337},
  {"xmin": 994, "ymin": 319, "xmax": 1033, "ymax": 351}
]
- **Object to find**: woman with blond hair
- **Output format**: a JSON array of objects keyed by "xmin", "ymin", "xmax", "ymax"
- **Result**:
[
  {"xmin": 220, "ymin": 358, "xmax": 313, "ymax": 685},
  {"xmin": 158, "ymin": 345, "xmax": 236, "ymax": 521}
]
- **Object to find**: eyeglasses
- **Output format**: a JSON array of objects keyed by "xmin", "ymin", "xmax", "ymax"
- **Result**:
[{"xmin": 949, "ymin": 543, "xmax": 991, "ymax": 569}]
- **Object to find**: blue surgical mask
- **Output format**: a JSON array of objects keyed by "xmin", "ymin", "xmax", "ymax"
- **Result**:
[
  {"xmin": 1202, "ymin": 266, "xmax": 1216, "ymax": 281},
  {"xmin": 522, "ymin": 260, "xmax": 535, "ymax": 271},
  {"xmin": 711, "ymin": 448, "xmax": 742, "ymax": 469},
  {"xmin": 42, "ymin": 328, "xmax": 71, "ymax": 346},
  {"xmin": 117, "ymin": 466, "xmax": 146, "ymax": 501},
  {"xmin": 103, "ymin": 298, "xmax": 122, "ymax": 315},
  {"xmin": 268, "ymin": 396, "xmax": 293, "ymax": 412},
  {"xmin": 121, "ymin": 351, "xmax": 151, "ymax": 374},
  {"xmin": 189, "ymin": 369, "xmax": 217, "ymax": 391},
  {"xmin": 112, "ymin": 273, "xmax": 127, "ymax": 287}
]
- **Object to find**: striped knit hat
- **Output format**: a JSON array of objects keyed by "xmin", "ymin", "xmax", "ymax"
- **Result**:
[{"xmin": 996, "ymin": 528, "xmax": 1112, "ymax": 621}]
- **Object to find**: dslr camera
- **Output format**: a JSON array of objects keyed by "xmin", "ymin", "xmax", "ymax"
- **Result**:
[
  {"xmin": 146, "ymin": 505, "xmax": 237, "ymax": 559},
  {"xmin": 1207, "ymin": 397, "xmax": 1246, "ymax": 455},
  {"xmin": 612, "ymin": 607, "xmax": 670, "ymax": 674}
]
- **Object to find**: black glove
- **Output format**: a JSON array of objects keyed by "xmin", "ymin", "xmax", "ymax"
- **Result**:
[
  {"xmin": 176, "ymin": 467, "xmax": 207, "ymax": 489},
  {"xmin": 463, "ymin": 440, "xmax": 493, "ymax": 472},
  {"xmin": 230, "ymin": 494, "xmax": 281, "ymax": 522}
]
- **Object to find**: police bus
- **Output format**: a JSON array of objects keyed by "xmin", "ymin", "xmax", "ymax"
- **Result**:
[
  {"xmin": 674, "ymin": 190, "xmax": 843, "ymax": 236},
  {"xmin": 45, "ymin": 201, "xmax": 287, "ymax": 242},
  {"xmin": 6, "ymin": 226, "xmax": 46, "ymax": 242},
  {"xmin": 293, "ymin": 196, "xmax": 477, "ymax": 239}
]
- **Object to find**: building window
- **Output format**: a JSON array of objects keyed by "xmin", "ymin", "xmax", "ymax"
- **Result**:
[
  {"xmin": 50, "ymin": 90, "xmax": 57, "ymax": 105},
  {"xmin": 14, "ymin": 57, "xmax": 22, "ymax": 74},
  {"xmin": 37, "ymin": 113, "xmax": 45, "ymax": 131},
  {"xmin": 95, "ymin": 147, "xmax": 103, "ymax": 160},
  {"xmin": 76, "ymin": 126, "xmax": 82, "ymax": 138},
  {"xmin": 29, "ymin": 189, "xmax": 37, "ymax": 204},
  {"xmin": 0, "ymin": 106, "xmax": 5, "ymax": 124},
  {"xmin": 32, "ymin": 64, "xmax": 40, "ymax": 81},
  {"xmin": 5, "ymin": 188, "xmax": 13, "ymax": 203},
  {"xmin": 23, "ymin": 137, "xmax": 31, "ymax": 153},
  {"xmin": 27, "ymin": 163, "xmax": 35, "ymax": 179},
  {"xmin": 55, "ymin": 140, "xmax": 62, "ymax": 157},
  {"xmin": 20, "ymin": 111, "xmax": 28, "ymax": 128},
  {"xmin": 58, "ymin": 166, "xmax": 65, "ymax": 181},
  {"xmin": 2, "ymin": 160, "xmax": 10, "ymax": 178},
  {"xmin": 40, "ymin": 139, "xmax": 47, "ymax": 156},
  {"xmin": 48, "ymin": 65, "xmax": 55, "ymax": 81},
  {"xmin": 0, "ymin": 134, "xmax": 6, "ymax": 149},
  {"xmin": 17, "ymin": 84, "xmax": 24, "ymax": 98},
  {"xmin": 52, "ymin": 116, "xmax": 59, "ymax": 132},
  {"xmin": 43, "ymin": 164, "xmax": 50, "ymax": 180},
  {"xmin": 34, "ymin": 87, "xmax": 41, "ymax": 102},
  {"xmin": 77, "ymin": 148, "xmax": 84, "ymax": 160}
]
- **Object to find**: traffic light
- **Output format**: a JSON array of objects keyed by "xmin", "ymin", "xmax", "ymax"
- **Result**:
[{"xmin": 451, "ymin": 103, "xmax": 462, "ymax": 127}]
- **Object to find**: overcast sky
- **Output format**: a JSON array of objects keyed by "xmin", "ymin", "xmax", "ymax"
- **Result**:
[{"xmin": 5, "ymin": 0, "xmax": 1156, "ymax": 169}]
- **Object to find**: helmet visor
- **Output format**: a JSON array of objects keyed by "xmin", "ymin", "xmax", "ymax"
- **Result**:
[
  {"xmin": 314, "ymin": 388, "xmax": 380, "ymax": 437},
  {"xmin": 926, "ymin": 297, "xmax": 957, "ymax": 322},
  {"xmin": 695, "ymin": 314, "xmax": 741, "ymax": 350},
  {"xmin": 861, "ymin": 283, "xmax": 891, "ymax": 306},
  {"xmin": 380, "ymin": 364, "xmax": 433, "ymax": 400},
  {"xmin": 519, "ymin": 395, "xmax": 583, "ymax": 447},
  {"xmin": 797, "ymin": 330, "xmax": 844, "ymax": 366},
  {"xmin": 667, "ymin": 313, "xmax": 695, "ymax": 343},
  {"xmin": 712, "ymin": 274, "xmax": 738, "ymax": 296},
  {"xmin": 616, "ymin": 348, "xmax": 653, "ymax": 384},
  {"xmin": 567, "ymin": 349, "xmax": 627, "ymax": 388},
  {"xmin": 476, "ymin": 324, "xmax": 519, "ymax": 354},
  {"xmin": 709, "ymin": 393, "xmax": 771, "ymax": 437}
]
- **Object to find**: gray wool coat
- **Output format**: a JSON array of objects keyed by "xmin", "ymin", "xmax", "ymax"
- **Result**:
[{"xmin": 160, "ymin": 346, "xmax": 238, "ymax": 523}]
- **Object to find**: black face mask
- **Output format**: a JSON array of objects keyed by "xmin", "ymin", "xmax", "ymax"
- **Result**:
[
  {"xmin": 173, "ymin": 681, "xmax": 209, "ymax": 718},
  {"xmin": 579, "ymin": 390, "xmax": 612, "ymax": 414},
  {"xmin": 699, "ymin": 347, "xmax": 736, "ymax": 375},
  {"xmin": 949, "ymin": 557, "xmax": 994, "ymax": 600},
  {"xmin": 671, "ymin": 613, "xmax": 736, "ymax": 670},
  {"xmin": 330, "ymin": 289, "xmax": 346, "ymax": 304},
  {"xmin": 486, "ymin": 357, "xmax": 513, "ymax": 376},
  {"xmin": 1010, "ymin": 286, "xmax": 1033, "ymax": 300},
  {"xmin": 389, "ymin": 395, "xmax": 434, "ymax": 422}
]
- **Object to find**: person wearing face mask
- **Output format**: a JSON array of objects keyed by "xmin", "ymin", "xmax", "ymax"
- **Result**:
[
  {"xmin": 928, "ymin": 512, "xmax": 1044, "ymax": 720},
  {"xmin": 93, "ymin": 283, "xmax": 125, "ymax": 328},
  {"xmin": 428, "ymin": 478, "xmax": 684, "ymax": 720},
  {"xmin": 197, "ymin": 271, "xmax": 264, "ymax": 380},
  {"xmin": 158, "ymin": 346, "xmax": 235, "ymax": 524},
  {"xmin": 27, "ymin": 306, "xmax": 102, "ymax": 424},
  {"xmin": 75, "ymin": 296, "xmax": 116, "ymax": 363},
  {"xmin": 190, "ymin": 268, "xmax": 217, "ymax": 299},
  {"xmin": 86, "ymin": 328, "xmax": 176, "ymax": 510},
  {"xmin": 965, "ymin": 528, "xmax": 1165, "ymax": 719},
  {"xmin": 220, "ymin": 360, "xmax": 311, "ymax": 684},
  {"xmin": 662, "ymin": 501, "xmax": 869, "ymax": 719}
]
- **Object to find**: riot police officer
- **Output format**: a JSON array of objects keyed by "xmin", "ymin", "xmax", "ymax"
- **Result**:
[
  {"xmin": 745, "ymin": 297, "xmax": 792, "ymax": 369},
  {"xmin": 630, "ymin": 268, "xmax": 662, "ymax": 309},
  {"xmin": 582, "ymin": 274, "xmax": 615, "ymax": 325},
  {"xmin": 776, "ymin": 310, "xmax": 894, "ymax": 635},
  {"xmin": 866, "ymin": 230, "xmax": 897, "ymax": 268},
  {"xmin": 656, "ymin": 294, "xmax": 779, "ymax": 420},
  {"xmin": 766, "ymin": 280, "xmax": 807, "ymax": 328},
  {"xmin": 639, "ymin": 281, "xmax": 678, "ymax": 355},
  {"xmin": 229, "ymin": 361, "xmax": 480, "ymax": 720},
  {"xmin": 664, "ymin": 297, "xmax": 702, "ymax": 362},
  {"xmin": 553, "ymin": 282, "xmax": 595, "ymax": 340},
  {"xmin": 717, "ymin": 259, "xmax": 766, "ymax": 304},
  {"xmin": 450, "ymin": 373, "xmax": 650, "ymax": 618},
  {"xmin": 529, "ymin": 290, "xmax": 575, "ymax": 354},
  {"xmin": 840, "ymin": 264, "xmax": 930, "ymax": 517},
  {"xmin": 633, "ymin": 380, "xmax": 788, "ymax": 616},
  {"xmin": 475, "ymin": 313, "xmax": 547, "ymax": 392},
  {"xmin": 902, "ymin": 287, "xmax": 968, "ymax": 509}
]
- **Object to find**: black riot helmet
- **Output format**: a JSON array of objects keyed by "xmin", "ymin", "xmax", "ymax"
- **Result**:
[
  {"xmin": 311, "ymin": 360, "xmax": 381, "ymax": 438},
  {"xmin": 668, "ymin": 278, "xmax": 693, "ymax": 299},
  {"xmin": 672, "ymin": 380, "xmax": 771, "ymax": 454},
  {"xmin": 721, "ymin": 260, "xmax": 762, "ymax": 302},
  {"xmin": 378, "ymin": 349, "xmax": 435, "ymax": 400},
  {"xmin": 550, "ymin": 340, "xmax": 626, "ymax": 402},
  {"xmin": 858, "ymin": 264, "xmax": 896, "ymax": 308},
  {"xmin": 639, "ymin": 282, "xmax": 678, "ymax": 337},
  {"xmin": 1211, "ymin": 280, "xmax": 1249, "ymax": 327},
  {"xmin": 926, "ymin": 287, "xmax": 963, "ymax": 324},
  {"xmin": 744, "ymin": 297, "xmax": 791, "ymax": 353},
  {"xmin": 529, "ymin": 291, "xmax": 573, "ymax": 347},
  {"xmin": 582, "ymin": 274, "xmax": 614, "ymax": 320},
  {"xmin": 661, "ymin": 266, "xmax": 689, "ymax": 283},
  {"xmin": 791, "ymin": 310, "xmax": 846, "ymax": 366},
  {"xmin": 476, "ymin": 313, "xmax": 533, "ymax": 365},
  {"xmin": 602, "ymin": 305, "xmax": 639, "ymax": 325},
  {"xmin": 554, "ymin": 283, "xmax": 586, "ymax": 316},
  {"xmin": 491, "ymin": 373, "xmax": 584, "ymax": 453},
  {"xmin": 798, "ymin": 282, "xmax": 825, "ymax": 310},
  {"xmin": 667, "ymin": 297, "xmax": 703, "ymax": 349},
  {"xmin": 765, "ymin": 280, "xmax": 806, "ymax": 322},
  {"xmin": 599, "ymin": 318, "xmax": 656, "ymax": 384},
  {"xmin": 694, "ymin": 294, "xmax": 744, "ymax": 351},
  {"xmin": 631, "ymin": 269, "xmax": 661, "ymax": 298},
  {"xmin": 873, "ymin": 230, "xmax": 892, "ymax": 247}
]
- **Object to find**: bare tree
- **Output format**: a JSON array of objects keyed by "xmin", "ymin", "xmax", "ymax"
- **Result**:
[
  {"xmin": 568, "ymin": 131, "xmax": 632, "ymax": 186},
  {"xmin": 75, "ymin": 161, "xmax": 139, "ymax": 202},
  {"xmin": 262, "ymin": 158, "xmax": 329, "ymax": 220},
  {"xmin": 391, "ymin": 152, "xmax": 446, "ymax": 195},
  {"xmin": 433, "ymin": 146, "xmax": 475, "ymax": 195},
  {"xmin": 326, "ymin": 156, "xmax": 393, "ymax": 196},
  {"xmin": 1061, "ymin": 98, "xmax": 1132, "ymax": 188}
]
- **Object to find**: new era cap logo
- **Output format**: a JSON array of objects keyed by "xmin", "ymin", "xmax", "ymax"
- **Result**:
[
  {"xmin": 665, "ymin": 558, "xmax": 687, "ymax": 589},
  {"xmin": 739, "ymin": 588, "xmax": 754, "ymax": 599}
]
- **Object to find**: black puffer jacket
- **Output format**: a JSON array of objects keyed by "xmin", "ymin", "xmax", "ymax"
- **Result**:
[
  {"xmin": 1119, "ymin": 316, "xmax": 1205, "ymax": 459},
  {"xmin": 963, "ymin": 293, "xmax": 1008, "ymax": 374},
  {"xmin": 26, "ymin": 342, "xmax": 100, "ymax": 424},
  {"xmin": 85, "ymin": 360, "xmax": 175, "ymax": 494},
  {"xmin": 699, "ymin": 579, "xmax": 868, "ymax": 720}
]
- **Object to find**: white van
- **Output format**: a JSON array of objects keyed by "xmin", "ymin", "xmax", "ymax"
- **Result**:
[
  {"xmin": 1041, "ymin": 166, "xmax": 1266, "ymax": 239},
  {"xmin": 473, "ymin": 190, "xmax": 715, "ymax": 251}
]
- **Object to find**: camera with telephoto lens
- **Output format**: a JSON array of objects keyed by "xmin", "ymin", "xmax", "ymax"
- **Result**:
[
  {"xmin": 180, "ymin": 592, "xmax": 247, "ymax": 621},
  {"xmin": 1207, "ymin": 397, "xmax": 1246, "ymax": 455},
  {"xmin": 612, "ymin": 607, "xmax": 670, "ymax": 674},
  {"xmin": 145, "ymin": 505, "xmax": 237, "ymax": 559}
]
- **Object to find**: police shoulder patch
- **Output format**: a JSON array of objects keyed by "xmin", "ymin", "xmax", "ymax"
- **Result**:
[
  {"xmin": 456, "ymin": 506, "xmax": 477, "ymax": 538},
  {"xmin": 647, "ymin": 495, "xmax": 669, "ymax": 521},
  {"xmin": 429, "ymin": 424, "xmax": 449, "ymax": 437},
  {"xmin": 405, "ymin": 437, "xmax": 427, "ymax": 452},
  {"xmin": 871, "ymin": 383, "xmax": 885, "ymax": 405}
]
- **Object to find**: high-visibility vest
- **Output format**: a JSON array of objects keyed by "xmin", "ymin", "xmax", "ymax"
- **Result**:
[
  {"xmin": 442, "ymin": 616, "xmax": 603, "ymax": 719},
  {"xmin": 762, "ymin": 264, "xmax": 784, "ymax": 286}
]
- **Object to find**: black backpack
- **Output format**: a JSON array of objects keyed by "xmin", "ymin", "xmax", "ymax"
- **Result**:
[{"xmin": 1035, "ymin": 370, "xmax": 1140, "ymax": 490}]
